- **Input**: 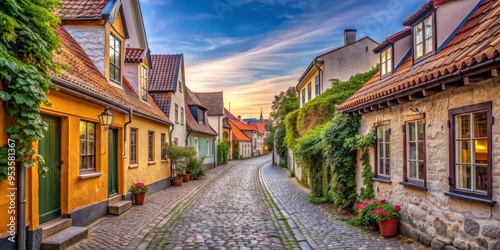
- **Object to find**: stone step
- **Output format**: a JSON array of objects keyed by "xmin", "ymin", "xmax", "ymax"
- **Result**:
[
  {"xmin": 108, "ymin": 200, "xmax": 132, "ymax": 215},
  {"xmin": 108, "ymin": 194, "xmax": 122, "ymax": 206},
  {"xmin": 40, "ymin": 218, "xmax": 72, "ymax": 239},
  {"xmin": 41, "ymin": 226, "xmax": 88, "ymax": 250}
]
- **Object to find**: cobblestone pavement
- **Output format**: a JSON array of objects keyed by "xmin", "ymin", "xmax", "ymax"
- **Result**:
[
  {"xmin": 140, "ymin": 155, "xmax": 299, "ymax": 249},
  {"xmin": 261, "ymin": 163, "xmax": 425, "ymax": 250},
  {"xmin": 69, "ymin": 162, "xmax": 235, "ymax": 250}
]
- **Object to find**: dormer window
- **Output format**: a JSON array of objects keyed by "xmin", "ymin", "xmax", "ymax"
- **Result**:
[
  {"xmin": 109, "ymin": 34, "xmax": 122, "ymax": 83},
  {"xmin": 198, "ymin": 109, "xmax": 205, "ymax": 124},
  {"xmin": 140, "ymin": 66, "xmax": 147, "ymax": 101},
  {"xmin": 380, "ymin": 47, "xmax": 393, "ymax": 77},
  {"xmin": 414, "ymin": 15, "xmax": 434, "ymax": 61}
]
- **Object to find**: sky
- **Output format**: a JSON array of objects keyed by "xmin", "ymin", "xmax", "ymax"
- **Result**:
[{"xmin": 141, "ymin": 0, "xmax": 428, "ymax": 119}]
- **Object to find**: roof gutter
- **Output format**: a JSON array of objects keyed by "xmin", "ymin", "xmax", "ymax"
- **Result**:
[{"xmin": 340, "ymin": 57, "xmax": 500, "ymax": 114}]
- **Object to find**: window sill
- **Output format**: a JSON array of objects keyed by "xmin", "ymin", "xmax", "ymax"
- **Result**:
[
  {"xmin": 444, "ymin": 192, "xmax": 496, "ymax": 207},
  {"xmin": 129, "ymin": 164, "xmax": 139, "ymax": 169},
  {"xmin": 78, "ymin": 172, "xmax": 102, "ymax": 179},
  {"xmin": 400, "ymin": 182, "xmax": 427, "ymax": 191},
  {"xmin": 161, "ymin": 160, "xmax": 168, "ymax": 163},
  {"xmin": 148, "ymin": 161, "xmax": 156, "ymax": 165},
  {"xmin": 373, "ymin": 177, "xmax": 392, "ymax": 184}
]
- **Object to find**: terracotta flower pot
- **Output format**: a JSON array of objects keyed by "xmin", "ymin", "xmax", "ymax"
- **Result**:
[
  {"xmin": 183, "ymin": 174, "xmax": 191, "ymax": 182},
  {"xmin": 379, "ymin": 218, "xmax": 399, "ymax": 236},
  {"xmin": 172, "ymin": 177, "xmax": 183, "ymax": 186},
  {"xmin": 133, "ymin": 193, "xmax": 145, "ymax": 205}
]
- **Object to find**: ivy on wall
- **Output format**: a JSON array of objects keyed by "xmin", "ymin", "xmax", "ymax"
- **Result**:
[
  {"xmin": 345, "ymin": 130, "xmax": 377, "ymax": 200},
  {"xmin": 217, "ymin": 140, "xmax": 230, "ymax": 164},
  {"xmin": 0, "ymin": 0, "xmax": 62, "ymax": 180}
]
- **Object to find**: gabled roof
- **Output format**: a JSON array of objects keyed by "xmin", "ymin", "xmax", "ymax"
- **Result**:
[
  {"xmin": 150, "ymin": 92, "xmax": 173, "ymax": 117},
  {"xmin": 402, "ymin": 0, "xmax": 435, "ymax": 26},
  {"xmin": 223, "ymin": 118, "xmax": 231, "ymax": 129},
  {"xmin": 229, "ymin": 120, "xmax": 251, "ymax": 142},
  {"xmin": 338, "ymin": 0, "xmax": 500, "ymax": 113},
  {"xmin": 249, "ymin": 122, "xmax": 265, "ymax": 136},
  {"xmin": 52, "ymin": 25, "xmax": 171, "ymax": 125},
  {"xmin": 185, "ymin": 87, "xmax": 207, "ymax": 110},
  {"xmin": 230, "ymin": 119, "xmax": 256, "ymax": 132},
  {"xmin": 185, "ymin": 105, "xmax": 218, "ymax": 136},
  {"xmin": 56, "ymin": 0, "xmax": 113, "ymax": 20},
  {"xmin": 125, "ymin": 48, "xmax": 145, "ymax": 63},
  {"xmin": 194, "ymin": 92, "xmax": 224, "ymax": 116},
  {"xmin": 149, "ymin": 54, "xmax": 182, "ymax": 92},
  {"xmin": 224, "ymin": 108, "xmax": 239, "ymax": 120}
]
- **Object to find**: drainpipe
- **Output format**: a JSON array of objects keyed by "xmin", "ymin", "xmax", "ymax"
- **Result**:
[
  {"xmin": 313, "ymin": 58, "xmax": 323, "ymax": 94},
  {"xmin": 212, "ymin": 138, "xmax": 216, "ymax": 168},
  {"xmin": 123, "ymin": 109, "xmax": 133, "ymax": 159},
  {"xmin": 17, "ymin": 162, "xmax": 26, "ymax": 250},
  {"xmin": 169, "ymin": 125, "xmax": 175, "ymax": 179}
]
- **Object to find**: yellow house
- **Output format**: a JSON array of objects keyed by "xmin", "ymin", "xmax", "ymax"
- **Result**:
[{"xmin": 0, "ymin": 1, "xmax": 173, "ymax": 249}]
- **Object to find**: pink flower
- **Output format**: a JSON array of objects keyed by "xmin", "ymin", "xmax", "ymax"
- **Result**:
[
  {"xmin": 337, "ymin": 186, "xmax": 343, "ymax": 191},
  {"xmin": 355, "ymin": 204, "xmax": 360, "ymax": 210},
  {"xmin": 386, "ymin": 212, "xmax": 391, "ymax": 217},
  {"xmin": 394, "ymin": 205, "xmax": 401, "ymax": 212},
  {"xmin": 376, "ymin": 210, "xmax": 384, "ymax": 216},
  {"xmin": 370, "ymin": 210, "xmax": 375, "ymax": 215},
  {"xmin": 378, "ymin": 199, "xmax": 386, "ymax": 204},
  {"xmin": 362, "ymin": 202, "xmax": 368, "ymax": 206}
]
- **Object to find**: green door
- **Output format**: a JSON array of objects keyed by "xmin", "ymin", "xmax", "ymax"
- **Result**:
[
  {"xmin": 108, "ymin": 129, "xmax": 118, "ymax": 196},
  {"xmin": 39, "ymin": 115, "xmax": 61, "ymax": 223}
]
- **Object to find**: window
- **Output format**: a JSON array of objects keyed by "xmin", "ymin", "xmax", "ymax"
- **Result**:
[
  {"xmin": 301, "ymin": 89, "xmax": 305, "ymax": 105},
  {"xmin": 140, "ymin": 66, "xmax": 147, "ymax": 101},
  {"xmin": 109, "ymin": 34, "xmax": 122, "ymax": 83},
  {"xmin": 178, "ymin": 81, "xmax": 183, "ymax": 92},
  {"xmin": 315, "ymin": 75, "xmax": 320, "ymax": 96},
  {"xmin": 148, "ymin": 131, "xmax": 155, "ymax": 162},
  {"xmin": 130, "ymin": 128, "xmax": 137, "ymax": 164},
  {"xmin": 307, "ymin": 83, "xmax": 312, "ymax": 100},
  {"xmin": 448, "ymin": 102, "xmax": 492, "ymax": 202},
  {"xmin": 198, "ymin": 109, "xmax": 205, "ymax": 124},
  {"xmin": 175, "ymin": 104, "xmax": 179, "ymax": 124},
  {"xmin": 206, "ymin": 139, "xmax": 210, "ymax": 156},
  {"xmin": 80, "ymin": 121, "xmax": 96, "ymax": 171},
  {"xmin": 181, "ymin": 107, "xmax": 184, "ymax": 125},
  {"xmin": 404, "ymin": 119, "xmax": 425, "ymax": 187},
  {"xmin": 376, "ymin": 125, "xmax": 391, "ymax": 179},
  {"xmin": 380, "ymin": 47, "xmax": 392, "ymax": 77},
  {"xmin": 194, "ymin": 138, "xmax": 199, "ymax": 157},
  {"xmin": 161, "ymin": 133, "xmax": 166, "ymax": 161},
  {"xmin": 413, "ymin": 15, "xmax": 434, "ymax": 60}
]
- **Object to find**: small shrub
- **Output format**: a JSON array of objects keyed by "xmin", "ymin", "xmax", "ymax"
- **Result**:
[
  {"xmin": 186, "ymin": 156, "xmax": 207, "ymax": 179},
  {"xmin": 348, "ymin": 199, "xmax": 378, "ymax": 227},
  {"xmin": 310, "ymin": 195, "xmax": 328, "ymax": 204},
  {"xmin": 289, "ymin": 168, "xmax": 295, "ymax": 177}
]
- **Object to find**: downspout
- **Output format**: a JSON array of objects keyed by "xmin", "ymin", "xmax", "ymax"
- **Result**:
[
  {"xmin": 313, "ymin": 58, "xmax": 323, "ymax": 94},
  {"xmin": 17, "ymin": 162, "xmax": 26, "ymax": 250},
  {"xmin": 123, "ymin": 109, "xmax": 133, "ymax": 159},
  {"xmin": 212, "ymin": 138, "xmax": 216, "ymax": 168},
  {"xmin": 185, "ymin": 130, "xmax": 192, "ymax": 146},
  {"xmin": 169, "ymin": 125, "xmax": 175, "ymax": 179}
]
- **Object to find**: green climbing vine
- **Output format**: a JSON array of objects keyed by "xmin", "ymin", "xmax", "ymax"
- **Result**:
[
  {"xmin": 345, "ymin": 129, "xmax": 377, "ymax": 200},
  {"xmin": 0, "ymin": 0, "xmax": 62, "ymax": 180}
]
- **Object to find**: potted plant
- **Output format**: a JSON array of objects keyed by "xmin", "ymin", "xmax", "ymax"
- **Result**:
[
  {"xmin": 164, "ymin": 144, "xmax": 196, "ymax": 186},
  {"xmin": 370, "ymin": 199, "xmax": 401, "ymax": 236},
  {"xmin": 186, "ymin": 156, "xmax": 207, "ymax": 180},
  {"xmin": 129, "ymin": 183, "xmax": 148, "ymax": 205}
]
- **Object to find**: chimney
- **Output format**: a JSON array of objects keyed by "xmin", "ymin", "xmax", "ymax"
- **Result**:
[
  {"xmin": 344, "ymin": 29, "xmax": 357, "ymax": 45},
  {"xmin": 238, "ymin": 115, "xmax": 241, "ymax": 120}
]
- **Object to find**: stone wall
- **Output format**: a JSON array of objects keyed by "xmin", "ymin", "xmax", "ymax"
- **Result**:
[{"xmin": 356, "ymin": 78, "xmax": 500, "ymax": 249}]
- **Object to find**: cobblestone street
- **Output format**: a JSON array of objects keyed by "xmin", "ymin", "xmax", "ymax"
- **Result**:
[{"xmin": 70, "ymin": 156, "xmax": 424, "ymax": 250}]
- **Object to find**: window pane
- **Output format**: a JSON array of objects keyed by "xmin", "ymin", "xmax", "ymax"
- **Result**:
[
  {"xmin": 87, "ymin": 123, "xmax": 95, "ymax": 139},
  {"xmin": 385, "ymin": 127, "xmax": 390, "ymax": 142},
  {"xmin": 408, "ymin": 122, "xmax": 415, "ymax": 141},
  {"xmin": 409, "ymin": 142, "xmax": 416, "ymax": 160},
  {"xmin": 385, "ymin": 143, "xmax": 390, "ymax": 158},
  {"xmin": 457, "ymin": 140, "xmax": 471, "ymax": 163},
  {"xmin": 417, "ymin": 121, "xmax": 424, "ymax": 141},
  {"xmin": 80, "ymin": 140, "xmax": 86, "ymax": 154},
  {"xmin": 409, "ymin": 161, "xmax": 416, "ymax": 178},
  {"xmin": 381, "ymin": 62, "xmax": 387, "ymax": 75},
  {"xmin": 385, "ymin": 159, "xmax": 390, "ymax": 175},
  {"xmin": 474, "ymin": 112, "xmax": 488, "ymax": 138},
  {"xmin": 456, "ymin": 164, "xmax": 471, "ymax": 190},
  {"xmin": 476, "ymin": 166, "xmax": 488, "ymax": 191},
  {"xmin": 425, "ymin": 16, "xmax": 433, "ymax": 39},
  {"xmin": 379, "ymin": 159, "xmax": 384, "ymax": 174},
  {"xmin": 87, "ymin": 141, "xmax": 94, "ymax": 155},
  {"xmin": 80, "ymin": 122, "xmax": 86, "ymax": 140},
  {"xmin": 418, "ymin": 142, "xmax": 425, "ymax": 161},
  {"xmin": 474, "ymin": 139, "xmax": 488, "ymax": 164},
  {"xmin": 418, "ymin": 162, "xmax": 425, "ymax": 180},
  {"xmin": 80, "ymin": 156, "xmax": 85, "ymax": 169},
  {"xmin": 378, "ymin": 143, "xmax": 383, "ymax": 157},
  {"xmin": 387, "ymin": 57, "xmax": 392, "ymax": 72},
  {"xmin": 425, "ymin": 38, "xmax": 433, "ymax": 53},
  {"xmin": 457, "ymin": 114, "xmax": 470, "ymax": 138},
  {"xmin": 415, "ymin": 24, "xmax": 423, "ymax": 43},
  {"xmin": 416, "ymin": 44, "xmax": 423, "ymax": 58}
]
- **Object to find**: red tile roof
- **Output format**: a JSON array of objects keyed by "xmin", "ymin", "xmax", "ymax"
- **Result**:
[
  {"xmin": 249, "ymin": 122, "xmax": 265, "ymax": 136},
  {"xmin": 149, "ymin": 54, "xmax": 181, "ymax": 92},
  {"xmin": 150, "ymin": 92, "xmax": 173, "ymax": 117},
  {"xmin": 52, "ymin": 26, "xmax": 171, "ymax": 124},
  {"xmin": 125, "ymin": 48, "xmax": 145, "ymax": 63},
  {"xmin": 230, "ymin": 119, "xmax": 256, "ymax": 132},
  {"xmin": 194, "ymin": 92, "xmax": 225, "ymax": 116},
  {"xmin": 338, "ymin": 0, "xmax": 500, "ymax": 112},
  {"xmin": 185, "ymin": 106, "xmax": 218, "ymax": 136},
  {"xmin": 56, "ymin": 0, "xmax": 109, "ymax": 19},
  {"xmin": 229, "ymin": 120, "xmax": 251, "ymax": 142}
]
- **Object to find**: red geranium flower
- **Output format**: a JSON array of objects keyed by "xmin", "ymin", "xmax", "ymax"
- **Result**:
[
  {"xmin": 376, "ymin": 210, "xmax": 384, "ymax": 216},
  {"xmin": 394, "ymin": 205, "xmax": 401, "ymax": 212},
  {"xmin": 370, "ymin": 210, "xmax": 375, "ymax": 215},
  {"xmin": 386, "ymin": 212, "xmax": 391, "ymax": 217},
  {"xmin": 378, "ymin": 199, "xmax": 386, "ymax": 204}
]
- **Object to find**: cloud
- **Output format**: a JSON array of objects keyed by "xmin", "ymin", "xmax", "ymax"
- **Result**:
[
  {"xmin": 177, "ymin": 37, "xmax": 248, "ymax": 52},
  {"xmin": 140, "ymin": 0, "xmax": 171, "ymax": 6}
]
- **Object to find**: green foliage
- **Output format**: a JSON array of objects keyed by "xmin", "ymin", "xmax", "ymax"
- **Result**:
[
  {"xmin": 309, "ymin": 195, "xmax": 329, "ymax": 204},
  {"xmin": 232, "ymin": 140, "xmax": 240, "ymax": 160},
  {"xmin": 217, "ymin": 140, "xmax": 230, "ymax": 164},
  {"xmin": 289, "ymin": 168, "xmax": 295, "ymax": 177},
  {"xmin": 348, "ymin": 199, "xmax": 378, "ymax": 227},
  {"xmin": 186, "ymin": 155, "xmax": 207, "ymax": 179},
  {"xmin": 284, "ymin": 110, "xmax": 300, "ymax": 151},
  {"xmin": 0, "ymin": 0, "xmax": 62, "ymax": 180},
  {"xmin": 275, "ymin": 123, "xmax": 287, "ymax": 163},
  {"xmin": 164, "ymin": 144, "xmax": 196, "ymax": 177},
  {"xmin": 295, "ymin": 66, "xmax": 379, "ymax": 136},
  {"xmin": 269, "ymin": 86, "xmax": 299, "ymax": 122},
  {"xmin": 372, "ymin": 200, "xmax": 401, "ymax": 221},
  {"xmin": 129, "ymin": 182, "xmax": 149, "ymax": 194},
  {"xmin": 345, "ymin": 130, "xmax": 377, "ymax": 200},
  {"xmin": 323, "ymin": 113, "xmax": 360, "ymax": 210}
]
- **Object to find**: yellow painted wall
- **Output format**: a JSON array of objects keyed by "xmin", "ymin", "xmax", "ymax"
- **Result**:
[
  {"xmin": 298, "ymin": 64, "xmax": 324, "ymax": 107},
  {"xmin": 125, "ymin": 116, "xmax": 171, "ymax": 190}
]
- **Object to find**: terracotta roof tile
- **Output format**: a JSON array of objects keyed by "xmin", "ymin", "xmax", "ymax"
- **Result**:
[
  {"xmin": 229, "ymin": 120, "xmax": 251, "ymax": 142},
  {"xmin": 149, "ymin": 54, "xmax": 181, "ymax": 92},
  {"xmin": 185, "ymin": 87, "xmax": 206, "ymax": 109},
  {"xmin": 224, "ymin": 108, "xmax": 239, "ymax": 120},
  {"xmin": 249, "ymin": 122, "xmax": 265, "ymax": 135},
  {"xmin": 125, "ymin": 48, "xmax": 145, "ymax": 63},
  {"xmin": 230, "ymin": 119, "xmax": 256, "ymax": 132},
  {"xmin": 338, "ymin": 0, "xmax": 500, "ymax": 112},
  {"xmin": 185, "ymin": 105, "xmax": 218, "ymax": 136},
  {"xmin": 52, "ymin": 26, "xmax": 171, "ymax": 124},
  {"xmin": 194, "ymin": 92, "xmax": 224, "ymax": 116},
  {"xmin": 56, "ymin": 0, "xmax": 108, "ymax": 19}
]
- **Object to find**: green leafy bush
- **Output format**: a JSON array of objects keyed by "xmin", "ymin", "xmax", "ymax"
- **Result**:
[
  {"xmin": 186, "ymin": 156, "xmax": 207, "ymax": 179},
  {"xmin": 164, "ymin": 144, "xmax": 196, "ymax": 177},
  {"xmin": 217, "ymin": 140, "xmax": 230, "ymax": 164}
]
